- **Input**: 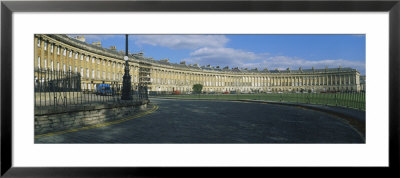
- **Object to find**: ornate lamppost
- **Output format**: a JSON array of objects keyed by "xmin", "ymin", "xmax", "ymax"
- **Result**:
[{"xmin": 121, "ymin": 34, "xmax": 132, "ymax": 100}]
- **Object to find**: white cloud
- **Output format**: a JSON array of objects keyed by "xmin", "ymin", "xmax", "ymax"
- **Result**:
[
  {"xmin": 65, "ymin": 34, "xmax": 365, "ymax": 74},
  {"xmin": 184, "ymin": 47, "xmax": 264, "ymax": 67},
  {"xmin": 184, "ymin": 47, "xmax": 365, "ymax": 74},
  {"xmin": 133, "ymin": 35, "xmax": 229, "ymax": 49},
  {"xmin": 259, "ymin": 56, "xmax": 365, "ymax": 74}
]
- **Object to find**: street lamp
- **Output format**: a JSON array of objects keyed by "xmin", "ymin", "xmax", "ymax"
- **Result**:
[{"xmin": 121, "ymin": 34, "xmax": 132, "ymax": 100}]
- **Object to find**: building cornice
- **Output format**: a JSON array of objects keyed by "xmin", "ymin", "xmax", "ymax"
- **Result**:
[{"xmin": 36, "ymin": 34, "xmax": 361, "ymax": 76}]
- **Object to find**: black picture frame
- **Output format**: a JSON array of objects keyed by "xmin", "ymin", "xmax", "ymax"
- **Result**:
[{"xmin": 1, "ymin": 0, "xmax": 399, "ymax": 177}]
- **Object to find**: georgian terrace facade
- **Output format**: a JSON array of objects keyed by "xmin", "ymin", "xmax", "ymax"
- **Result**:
[{"xmin": 34, "ymin": 34, "xmax": 362, "ymax": 94}]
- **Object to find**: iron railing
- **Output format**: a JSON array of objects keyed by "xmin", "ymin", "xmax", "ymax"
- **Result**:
[{"xmin": 34, "ymin": 68, "xmax": 148, "ymax": 110}]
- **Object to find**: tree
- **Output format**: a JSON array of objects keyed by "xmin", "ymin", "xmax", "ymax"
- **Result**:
[{"xmin": 192, "ymin": 84, "xmax": 203, "ymax": 94}]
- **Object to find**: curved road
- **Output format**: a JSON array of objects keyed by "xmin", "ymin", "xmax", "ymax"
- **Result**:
[{"xmin": 35, "ymin": 98, "xmax": 364, "ymax": 143}]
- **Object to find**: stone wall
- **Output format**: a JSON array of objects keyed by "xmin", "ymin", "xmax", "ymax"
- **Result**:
[{"xmin": 35, "ymin": 101, "xmax": 148, "ymax": 135}]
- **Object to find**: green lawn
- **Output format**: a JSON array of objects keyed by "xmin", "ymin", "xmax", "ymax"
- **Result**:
[{"xmin": 153, "ymin": 93, "xmax": 365, "ymax": 111}]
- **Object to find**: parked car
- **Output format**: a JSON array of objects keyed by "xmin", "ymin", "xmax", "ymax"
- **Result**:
[
  {"xmin": 96, "ymin": 84, "xmax": 113, "ymax": 96},
  {"xmin": 172, "ymin": 90, "xmax": 181, "ymax": 95}
]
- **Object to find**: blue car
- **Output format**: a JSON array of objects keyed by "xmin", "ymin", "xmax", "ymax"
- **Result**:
[{"xmin": 96, "ymin": 84, "xmax": 113, "ymax": 96}]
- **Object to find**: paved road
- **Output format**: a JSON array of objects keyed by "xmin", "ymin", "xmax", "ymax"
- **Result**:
[{"xmin": 35, "ymin": 98, "xmax": 364, "ymax": 143}]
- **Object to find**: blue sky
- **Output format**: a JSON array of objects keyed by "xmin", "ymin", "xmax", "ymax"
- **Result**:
[{"xmin": 68, "ymin": 34, "xmax": 365, "ymax": 74}]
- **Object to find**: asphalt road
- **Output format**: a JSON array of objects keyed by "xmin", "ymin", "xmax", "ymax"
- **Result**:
[{"xmin": 35, "ymin": 98, "xmax": 364, "ymax": 143}]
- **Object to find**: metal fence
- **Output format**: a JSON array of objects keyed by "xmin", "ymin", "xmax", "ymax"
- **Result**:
[
  {"xmin": 152, "ymin": 92, "xmax": 366, "ymax": 111},
  {"xmin": 34, "ymin": 69, "xmax": 148, "ymax": 109}
]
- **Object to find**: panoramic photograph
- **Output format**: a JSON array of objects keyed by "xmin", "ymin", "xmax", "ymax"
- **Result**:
[{"xmin": 34, "ymin": 34, "xmax": 366, "ymax": 143}]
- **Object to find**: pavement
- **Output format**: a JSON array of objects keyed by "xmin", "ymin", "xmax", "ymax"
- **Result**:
[
  {"xmin": 226, "ymin": 99, "xmax": 366, "ymax": 138},
  {"xmin": 35, "ymin": 98, "xmax": 365, "ymax": 143}
]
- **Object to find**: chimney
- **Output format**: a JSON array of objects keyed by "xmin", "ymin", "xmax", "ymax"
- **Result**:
[
  {"xmin": 73, "ymin": 35, "xmax": 86, "ymax": 42},
  {"xmin": 160, "ymin": 59, "xmax": 169, "ymax": 63},
  {"xmin": 109, "ymin": 46, "xmax": 117, "ymax": 51},
  {"xmin": 92, "ymin": 41, "xmax": 101, "ymax": 47}
]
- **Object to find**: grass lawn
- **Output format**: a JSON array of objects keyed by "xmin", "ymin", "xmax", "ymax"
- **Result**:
[{"xmin": 153, "ymin": 93, "xmax": 365, "ymax": 111}]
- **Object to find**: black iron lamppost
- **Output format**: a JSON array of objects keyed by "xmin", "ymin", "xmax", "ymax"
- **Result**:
[{"xmin": 121, "ymin": 34, "xmax": 132, "ymax": 100}]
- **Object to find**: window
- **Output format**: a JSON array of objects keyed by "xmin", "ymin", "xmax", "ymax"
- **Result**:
[
  {"xmin": 75, "ymin": 53, "xmax": 78, "ymax": 59},
  {"xmin": 97, "ymin": 59, "xmax": 100, "ymax": 64},
  {"xmin": 44, "ymin": 41, "xmax": 47, "ymax": 50},
  {"xmin": 63, "ymin": 64, "xmax": 66, "ymax": 73},
  {"xmin": 57, "ymin": 46, "xmax": 60, "ymax": 55},
  {"xmin": 80, "ymin": 55, "xmax": 83, "ymax": 60},
  {"xmin": 57, "ymin": 62, "xmax": 60, "ymax": 71},
  {"xmin": 37, "ymin": 38, "xmax": 41, "ymax": 47},
  {"xmin": 80, "ymin": 68, "xmax": 83, "ymax": 76},
  {"xmin": 44, "ymin": 59, "xmax": 47, "ymax": 70},
  {"xmin": 86, "ymin": 56, "xmax": 89, "ymax": 62},
  {"xmin": 92, "ymin": 69, "xmax": 95, "ymax": 78},
  {"xmin": 103, "ymin": 60, "xmax": 105, "ymax": 65},
  {"xmin": 75, "ymin": 67, "xmax": 78, "ymax": 73},
  {"xmin": 69, "ymin": 51, "xmax": 72, "ymax": 58},
  {"xmin": 37, "ymin": 56, "xmax": 40, "ymax": 69},
  {"xmin": 69, "ymin": 65, "xmax": 72, "ymax": 72},
  {"xmin": 86, "ymin": 68, "xmax": 89, "ymax": 78},
  {"xmin": 50, "ymin": 44, "xmax": 53, "ymax": 53},
  {"xmin": 92, "ymin": 57, "xmax": 95, "ymax": 63},
  {"xmin": 63, "ymin": 48, "xmax": 66, "ymax": 56}
]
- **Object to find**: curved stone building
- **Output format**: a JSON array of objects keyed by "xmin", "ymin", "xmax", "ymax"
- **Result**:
[{"xmin": 34, "ymin": 34, "xmax": 362, "ymax": 94}]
